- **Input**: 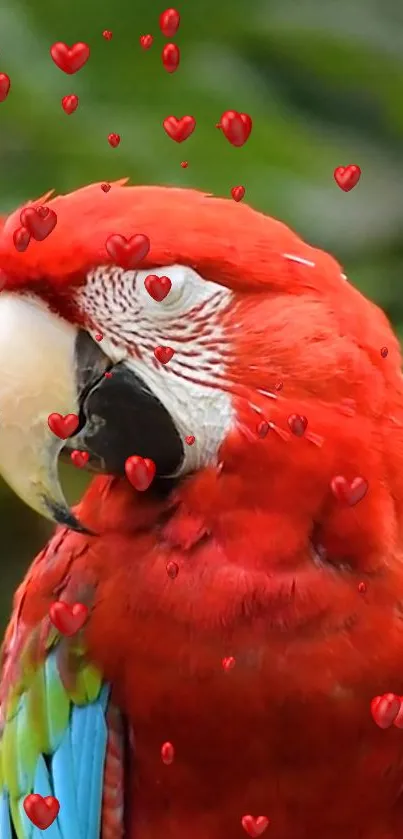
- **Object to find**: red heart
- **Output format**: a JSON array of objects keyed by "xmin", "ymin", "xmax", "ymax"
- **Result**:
[
  {"xmin": 140, "ymin": 34, "xmax": 154, "ymax": 49},
  {"xmin": 125, "ymin": 455, "xmax": 156, "ymax": 491},
  {"xmin": 222, "ymin": 656, "xmax": 236, "ymax": 672},
  {"xmin": 23, "ymin": 794, "xmax": 60, "ymax": 829},
  {"xmin": 287, "ymin": 414, "xmax": 308, "ymax": 437},
  {"xmin": 70, "ymin": 449, "xmax": 90, "ymax": 468},
  {"xmin": 330, "ymin": 475, "xmax": 368, "ymax": 507},
  {"xmin": 163, "ymin": 115, "xmax": 196, "ymax": 143},
  {"xmin": 95, "ymin": 332, "xmax": 103, "ymax": 341},
  {"xmin": 20, "ymin": 206, "xmax": 57, "ymax": 241},
  {"xmin": 50, "ymin": 42, "xmax": 90, "ymax": 74},
  {"xmin": 13, "ymin": 226, "xmax": 31, "ymax": 252},
  {"xmin": 144, "ymin": 274, "xmax": 172, "ymax": 301},
  {"xmin": 101, "ymin": 183, "xmax": 111, "ymax": 193},
  {"xmin": 231, "ymin": 185, "xmax": 245, "ymax": 202},
  {"xmin": 160, "ymin": 8, "xmax": 180, "ymax": 37},
  {"xmin": 61, "ymin": 94, "xmax": 79, "ymax": 114},
  {"xmin": 161, "ymin": 741, "xmax": 175, "ymax": 765},
  {"xmin": 0, "ymin": 73, "xmax": 11, "ymax": 103},
  {"xmin": 162, "ymin": 43, "xmax": 180, "ymax": 73},
  {"xmin": 108, "ymin": 133, "xmax": 121, "ymax": 148},
  {"xmin": 370, "ymin": 693, "xmax": 401, "ymax": 729},
  {"xmin": 154, "ymin": 346, "xmax": 174, "ymax": 364},
  {"xmin": 106, "ymin": 233, "xmax": 150, "ymax": 269},
  {"xmin": 220, "ymin": 110, "xmax": 252, "ymax": 147},
  {"xmin": 49, "ymin": 601, "xmax": 89, "ymax": 636},
  {"xmin": 241, "ymin": 815, "xmax": 270, "ymax": 837},
  {"xmin": 48, "ymin": 412, "xmax": 79, "ymax": 440},
  {"xmin": 334, "ymin": 165, "xmax": 361, "ymax": 192},
  {"xmin": 181, "ymin": 160, "xmax": 188, "ymax": 168},
  {"xmin": 102, "ymin": 30, "xmax": 113, "ymax": 40},
  {"xmin": 185, "ymin": 435, "xmax": 195, "ymax": 445}
]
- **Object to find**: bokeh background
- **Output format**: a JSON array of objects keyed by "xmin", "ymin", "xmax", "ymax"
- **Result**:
[{"xmin": 0, "ymin": 0, "xmax": 403, "ymax": 633}]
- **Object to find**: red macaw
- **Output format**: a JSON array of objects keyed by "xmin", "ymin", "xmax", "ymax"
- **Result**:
[{"xmin": 1, "ymin": 181, "xmax": 403, "ymax": 839}]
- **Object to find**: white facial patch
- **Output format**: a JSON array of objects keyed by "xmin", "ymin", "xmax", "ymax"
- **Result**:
[{"xmin": 73, "ymin": 264, "xmax": 236, "ymax": 475}]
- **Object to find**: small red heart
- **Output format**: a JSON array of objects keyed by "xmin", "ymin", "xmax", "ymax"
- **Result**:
[
  {"xmin": 125, "ymin": 455, "xmax": 156, "ymax": 491},
  {"xmin": 163, "ymin": 115, "xmax": 196, "ymax": 143},
  {"xmin": 104, "ymin": 371, "xmax": 113, "ymax": 378},
  {"xmin": 95, "ymin": 332, "xmax": 103, "ymax": 341},
  {"xmin": 49, "ymin": 601, "xmax": 89, "ymax": 636},
  {"xmin": 61, "ymin": 94, "xmax": 79, "ymax": 114},
  {"xmin": 48, "ymin": 412, "xmax": 79, "ymax": 440},
  {"xmin": 140, "ymin": 34, "xmax": 154, "ymax": 50},
  {"xmin": 161, "ymin": 741, "xmax": 175, "ymax": 765},
  {"xmin": 241, "ymin": 815, "xmax": 270, "ymax": 837},
  {"xmin": 256, "ymin": 421, "xmax": 269, "ymax": 439},
  {"xmin": 287, "ymin": 414, "xmax": 308, "ymax": 437},
  {"xmin": 101, "ymin": 183, "xmax": 111, "ymax": 193},
  {"xmin": 144, "ymin": 274, "xmax": 172, "ymax": 301},
  {"xmin": 274, "ymin": 380, "xmax": 283, "ymax": 391},
  {"xmin": 185, "ymin": 435, "xmax": 195, "ymax": 445},
  {"xmin": 231, "ymin": 185, "xmax": 245, "ymax": 202},
  {"xmin": 102, "ymin": 30, "xmax": 113, "ymax": 40},
  {"xmin": 334, "ymin": 165, "xmax": 361, "ymax": 192},
  {"xmin": 0, "ymin": 73, "xmax": 11, "ymax": 103},
  {"xmin": 20, "ymin": 206, "xmax": 57, "ymax": 241},
  {"xmin": 154, "ymin": 346, "xmax": 174, "ymax": 364},
  {"xmin": 70, "ymin": 450, "xmax": 90, "ymax": 468},
  {"xmin": 358, "ymin": 581, "xmax": 367, "ymax": 594},
  {"xmin": 330, "ymin": 475, "xmax": 368, "ymax": 507},
  {"xmin": 160, "ymin": 8, "xmax": 180, "ymax": 38},
  {"xmin": 105, "ymin": 233, "xmax": 150, "ymax": 269},
  {"xmin": 108, "ymin": 133, "xmax": 120, "ymax": 148},
  {"xmin": 180, "ymin": 161, "xmax": 188, "ymax": 168},
  {"xmin": 370, "ymin": 693, "xmax": 401, "ymax": 729},
  {"xmin": 23, "ymin": 794, "xmax": 60, "ymax": 830},
  {"xmin": 220, "ymin": 111, "xmax": 252, "ymax": 147},
  {"xmin": 380, "ymin": 346, "xmax": 388, "ymax": 358},
  {"xmin": 166, "ymin": 560, "xmax": 179, "ymax": 579},
  {"xmin": 162, "ymin": 43, "xmax": 180, "ymax": 73},
  {"xmin": 13, "ymin": 226, "xmax": 31, "ymax": 252},
  {"xmin": 222, "ymin": 656, "xmax": 236, "ymax": 672},
  {"xmin": 50, "ymin": 42, "xmax": 90, "ymax": 74}
]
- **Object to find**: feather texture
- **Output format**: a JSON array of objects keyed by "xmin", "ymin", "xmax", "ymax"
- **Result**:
[{"xmin": 0, "ymin": 600, "xmax": 121, "ymax": 839}]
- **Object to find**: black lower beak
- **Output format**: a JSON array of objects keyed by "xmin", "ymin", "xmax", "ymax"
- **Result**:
[{"xmin": 72, "ymin": 331, "xmax": 184, "ymax": 480}]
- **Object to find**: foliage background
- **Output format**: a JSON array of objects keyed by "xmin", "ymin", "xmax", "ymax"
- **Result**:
[{"xmin": 1, "ymin": 0, "xmax": 403, "ymax": 632}]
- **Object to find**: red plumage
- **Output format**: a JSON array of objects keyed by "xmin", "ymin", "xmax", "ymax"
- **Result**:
[{"xmin": 2, "ymin": 183, "xmax": 403, "ymax": 838}]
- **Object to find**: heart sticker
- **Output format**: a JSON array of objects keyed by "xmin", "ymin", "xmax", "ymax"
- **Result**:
[
  {"xmin": 49, "ymin": 601, "xmax": 89, "ymax": 636},
  {"xmin": 154, "ymin": 346, "xmax": 175, "ymax": 364},
  {"xmin": 106, "ymin": 233, "xmax": 150, "ymax": 269},
  {"xmin": 50, "ymin": 42, "xmax": 90, "ymax": 74},
  {"xmin": 241, "ymin": 815, "xmax": 270, "ymax": 837},
  {"xmin": 220, "ymin": 111, "xmax": 252, "ymax": 147},
  {"xmin": 48, "ymin": 413, "xmax": 79, "ymax": 440},
  {"xmin": 163, "ymin": 115, "xmax": 196, "ymax": 142},
  {"xmin": 125, "ymin": 455, "xmax": 156, "ymax": 491},
  {"xmin": 144, "ymin": 274, "xmax": 172, "ymax": 301},
  {"xmin": 23, "ymin": 794, "xmax": 60, "ymax": 829},
  {"xmin": 20, "ymin": 206, "xmax": 57, "ymax": 241}
]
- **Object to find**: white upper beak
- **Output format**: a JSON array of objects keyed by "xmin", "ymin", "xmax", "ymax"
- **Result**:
[{"xmin": 0, "ymin": 292, "xmax": 82, "ymax": 524}]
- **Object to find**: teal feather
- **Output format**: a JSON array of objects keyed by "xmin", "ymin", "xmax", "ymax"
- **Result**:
[{"xmin": 0, "ymin": 637, "xmax": 116, "ymax": 839}]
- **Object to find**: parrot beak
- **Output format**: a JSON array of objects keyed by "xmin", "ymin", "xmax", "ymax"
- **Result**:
[
  {"xmin": 0, "ymin": 291, "xmax": 184, "ymax": 532},
  {"xmin": 0, "ymin": 292, "xmax": 91, "ymax": 531}
]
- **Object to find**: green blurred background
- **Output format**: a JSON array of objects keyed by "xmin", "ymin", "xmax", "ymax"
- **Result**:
[{"xmin": 0, "ymin": 0, "xmax": 402, "ymax": 633}]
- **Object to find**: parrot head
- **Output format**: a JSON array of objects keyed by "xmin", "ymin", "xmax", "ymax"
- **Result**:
[{"xmin": 0, "ymin": 180, "xmax": 403, "ymax": 611}]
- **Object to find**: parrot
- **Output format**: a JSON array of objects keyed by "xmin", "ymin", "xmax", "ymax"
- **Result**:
[{"xmin": 1, "ymin": 181, "xmax": 403, "ymax": 839}]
